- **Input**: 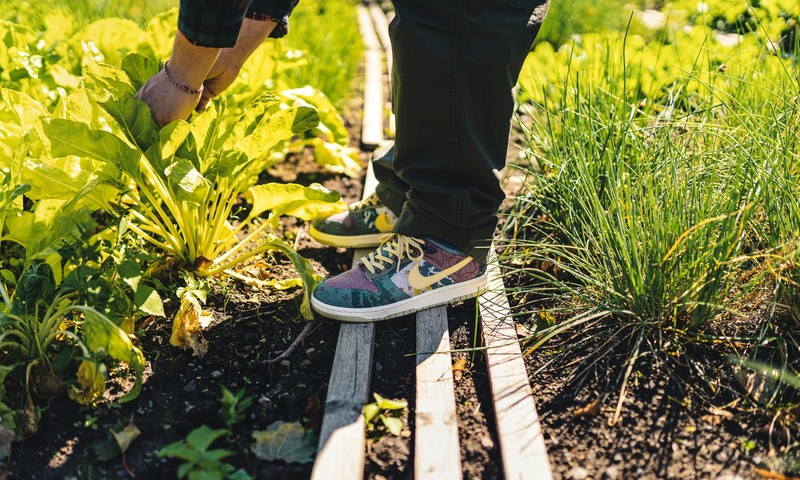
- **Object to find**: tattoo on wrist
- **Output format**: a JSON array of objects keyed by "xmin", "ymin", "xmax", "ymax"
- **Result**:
[{"xmin": 163, "ymin": 61, "xmax": 204, "ymax": 96}]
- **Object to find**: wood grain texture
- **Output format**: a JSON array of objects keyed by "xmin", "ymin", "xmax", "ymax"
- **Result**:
[
  {"xmin": 415, "ymin": 306, "xmax": 462, "ymax": 480},
  {"xmin": 311, "ymin": 166, "xmax": 379, "ymax": 479},
  {"xmin": 357, "ymin": 4, "xmax": 384, "ymax": 150},
  {"xmin": 479, "ymin": 249, "xmax": 553, "ymax": 480}
]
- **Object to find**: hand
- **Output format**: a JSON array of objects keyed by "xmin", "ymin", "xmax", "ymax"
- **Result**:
[
  {"xmin": 135, "ymin": 68, "xmax": 202, "ymax": 127},
  {"xmin": 195, "ymin": 18, "xmax": 277, "ymax": 112},
  {"xmin": 196, "ymin": 52, "xmax": 242, "ymax": 112}
]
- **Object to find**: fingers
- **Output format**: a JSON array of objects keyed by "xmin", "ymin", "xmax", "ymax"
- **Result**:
[
  {"xmin": 137, "ymin": 69, "xmax": 201, "ymax": 127},
  {"xmin": 195, "ymin": 85, "xmax": 218, "ymax": 113}
]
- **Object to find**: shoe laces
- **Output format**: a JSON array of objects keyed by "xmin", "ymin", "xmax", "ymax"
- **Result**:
[
  {"xmin": 350, "ymin": 191, "xmax": 382, "ymax": 212},
  {"xmin": 361, "ymin": 234, "xmax": 425, "ymax": 275}
]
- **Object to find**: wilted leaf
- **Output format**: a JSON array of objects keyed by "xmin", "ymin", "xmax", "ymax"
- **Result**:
[
  {"xmin": 252, "ymin": 421, "xmax": 316, "ymax": 464},
  {"xmin": 93, "ymin": 421, "xmax": 140, "ymax": 460},
  {"xmin": 752, "ymin": 468, "xmax": 799, "ymax": 480},
  {"xmin": 452, "ymin": 357, "xmax": 467, "ymax": 382},
  {"xmin": 573, "ymin": 398, "xmax": 601, "ymax": 417},
  {"xmin": 373, "ymin": 393, "xmax": 407, "ymax": 411},
  {"xmin": 112, "ymin": 424, "xmax": 140, "ymax": 453},
  {"xmin": 80, "ymin": 307, "xmax": 145, "ymax": 403},
  {"xmin": 68, "ymin": 360, "xmax": 106, "ymax": 404},
  {"xmin": 170, "ymin": 293, "xmax": 209, "ymax": 357},
  {"xmin": 381, "ymin": 416, "xmax": 404, "ymax": 436}
]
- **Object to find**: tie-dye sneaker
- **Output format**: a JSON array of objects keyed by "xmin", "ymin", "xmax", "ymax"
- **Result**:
[
  {"xmin": 309, "ymin": 192, "xmax": 398, "ymax": 248},
  {"xmin": 311, "ymin": 235, "xmax": 488, "ymax": 322}
]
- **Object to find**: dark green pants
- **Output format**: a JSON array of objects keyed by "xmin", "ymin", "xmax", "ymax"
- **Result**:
[{"xmin": 374, "ymin": 0, "xmax": 549, "ymax": 262}]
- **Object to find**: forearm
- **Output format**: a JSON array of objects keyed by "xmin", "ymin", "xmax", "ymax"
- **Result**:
[
  {"xmin": 166, "ymin": 32, "xmax": 222, "ymax": 92},
  {"xmin": 221, "ymin": 18, "xmax": 277, "ymax": 69}
]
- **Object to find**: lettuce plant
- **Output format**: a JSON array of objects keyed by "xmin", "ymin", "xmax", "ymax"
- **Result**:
[
  {"xmin": 42, "ymin": 54, "xmax": 344, "ymax": 319},
  {"xmin": 0, "ymin": 262, "xmax": 145, "ymax": 438}
]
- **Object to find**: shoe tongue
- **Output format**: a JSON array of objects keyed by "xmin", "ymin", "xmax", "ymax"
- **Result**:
[{"xmin": 423, "ymin": 236, "xmax": 462, "ymax": 255}]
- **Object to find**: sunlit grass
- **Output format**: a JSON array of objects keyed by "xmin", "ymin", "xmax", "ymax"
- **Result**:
[
  {"xmin": 2, "ymin": 0, "xmax": 177, "ymax": 27},
  {"xmin": 502, "ymin": 22, "xmax": 800, "ymax": 424}
]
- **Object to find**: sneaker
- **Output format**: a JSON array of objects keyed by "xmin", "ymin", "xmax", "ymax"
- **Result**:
[
  {"xmin": 311, "ymin": 234, "xmax": 488, "ymax": 322},
  {"xmin": 309, "ymin": 192, "xmax": 398, "ymax": 248}
]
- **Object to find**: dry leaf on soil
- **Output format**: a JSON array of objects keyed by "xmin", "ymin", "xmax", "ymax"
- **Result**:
[
  {"xmin": 573, "ymin": 398, "xmax": 601, "ymax": 417},
  {"xmin": 452, "ymin": 357, "xmax": 467, "ymax": 382},
  {"xmin": 169, "ymin": 294, "xmax": 210, "ymax": 356},
  {"xmin": 252, "ymin": 421, "xmax": 316, "ymax": 464},
  {"xmin": 753, "ymin": 468, "xmax": 800, "ymax": 480}
]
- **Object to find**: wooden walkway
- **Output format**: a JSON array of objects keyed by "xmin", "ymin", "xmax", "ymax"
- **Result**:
[{"xmin": 311, "ymin": 3, "xmax": 552, "ymax": 478}]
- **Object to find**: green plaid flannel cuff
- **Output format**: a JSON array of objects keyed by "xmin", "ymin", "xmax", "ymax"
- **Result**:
[
  {"xmin": 246, "ymin": 0, "xmax": 299, "ymax": 38},
  {"xmin": 178, "ymin": 0, "xmax": 248, "ymax": 48}
]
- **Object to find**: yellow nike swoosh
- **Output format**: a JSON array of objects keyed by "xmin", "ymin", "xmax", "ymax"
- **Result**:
[
  {"xmin": 407, "ymin": 257, "xmax": 474, "ymax": 291},
  {"xmin": 374, "ymin": 212, "xmax": 395, "ymax": 233}
]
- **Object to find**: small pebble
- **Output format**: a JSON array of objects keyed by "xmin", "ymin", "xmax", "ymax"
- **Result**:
[
  {"xmin": 716, "ymin": 475, "xmax": 746, "ymax": 480},
  {"xmin": 300, "ymin": 360, "xmax": 311, "ymax": 368},
  {"xmin": 211, "ymin": 370, "xmax": 223, "ymax": 379},
  {"xmin": 480, "ymin": 436, "xmax": 494, "ymax": 449},
  {"xmin": 613, "ymin": 453, "xmax": 623, "ymax": 462},
  {"xmin": 258, "ymin": 396, "xmax": 273, "ymax": 408},
  {"xmin": 182, "ymin": 380, "xmax": 197, "ymax": 392},
  {"xmin": 279, "ymin": 359, "xmax": 291, "ymax": 368},
  {"xmin": 306, "ymin": 347, "xmax": 316, "ymax": 355},
  {"xmin": 375, "ymin": 361, "xmax": 382, "ymax": 372},
  {"xmin": 565, "ymin": 466, "xmax": 589, "ymax": 480},
  {"xmin": 604, "ymin": 466, "xmax": 620, "ymax": 480}
]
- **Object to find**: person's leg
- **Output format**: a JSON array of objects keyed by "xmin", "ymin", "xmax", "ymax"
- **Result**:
[
  {"xmin": 388, "ymin": 0, "xmax": 548, "ymax": 263},
  {"xmin": 312, "ymin": 0, "xmax": 549, "ymax": 321}
]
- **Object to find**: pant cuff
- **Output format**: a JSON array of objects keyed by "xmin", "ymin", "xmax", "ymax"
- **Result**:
[{"xmin": 394, "ymin": 203, "xmax": 496, "ymax": 263}]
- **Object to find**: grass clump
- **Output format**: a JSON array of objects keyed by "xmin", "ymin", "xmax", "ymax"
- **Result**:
[{"xmin": 503, "ymin": 21, "xmax": 800, "ymax": 428}]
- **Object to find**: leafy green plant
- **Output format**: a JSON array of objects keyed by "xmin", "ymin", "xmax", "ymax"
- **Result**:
[
  {"xmin": 42, "ymin": 53, "xmax": 345, "ymax": 320},
  {"xmin": 363, "ymin": 393, "xmax": 407, "ymax": 436},
  {"xmin": 251, "ymin": 421, "xmax": 316, "ymax": 464},
  {"xmin": 157, "ymin": 425, "xmax": 250, "ymax": 480},
  {"xmin": 502, "ymin": 23, "xmax": 800, "ymax": 423},
  {"xmin": 0, "ymin": 262, "xmax": 145, "ymax": 436},
  {"xmin": 219, "ymin": 386, "xmax": 253, "ymax": 430}
]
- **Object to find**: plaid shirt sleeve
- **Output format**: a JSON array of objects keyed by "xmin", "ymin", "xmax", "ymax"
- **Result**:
[
  {"xmin": 246, "ymin": 0, "xmax": 300, "ymax": 39},
  {"xmin": 178, "ymin": 0, "xmax": 299, "ymax": 48}
]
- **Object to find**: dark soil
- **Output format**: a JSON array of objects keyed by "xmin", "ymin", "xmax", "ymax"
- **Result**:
[{"xmin": 505, "ymin": 268, "xmax": 800, "ymax": 480}]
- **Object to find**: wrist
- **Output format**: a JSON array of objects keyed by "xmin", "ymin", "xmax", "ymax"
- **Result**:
[{"xmin": 167, "ymin": 30, "xmax": 222, "ymax": 90}]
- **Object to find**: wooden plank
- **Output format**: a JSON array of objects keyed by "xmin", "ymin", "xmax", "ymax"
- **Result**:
[
  {"xmin": 368, "ymin": 2, "xmax": 393, "ymax": 82},
  {"xmin": 367, "ymin": 2, "xmax": 395, "ymax": 140},
  {"xmin": 479, "ymin": 248, "xmax": 553, "ymax": 480},
  {"xmin": 358, "ymin": 4, "xmax": 384, "ymax": 150},
  {"xmin": 312, "ymin": 165, "xmax": 379, "ymax": 479},
  {"xmin": 415, "ymin": 307, "xmax": 462, "ymax": 480}
]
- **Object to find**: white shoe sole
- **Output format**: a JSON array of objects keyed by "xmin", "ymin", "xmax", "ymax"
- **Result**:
[
  {"xmin": 311, "ymin": 274, "xmax": 489, "ymax": 322},
  {"xmin": 308, "ymin": 225, "xmax": 384, "ymax": 249}
]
